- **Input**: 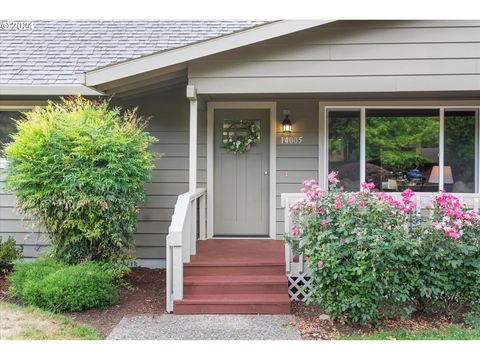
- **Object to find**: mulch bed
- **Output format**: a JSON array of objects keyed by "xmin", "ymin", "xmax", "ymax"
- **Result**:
[
  {"xmin": 0, "ymin": 267, "xmax": 166, "ymax": 338},
  {"xmin": 291, "ymin": 301, "xmax": 452, "ymax": 340},
  {"xmin": 2, "ymin": 269, "xmax": 458, "ymax": 340}
]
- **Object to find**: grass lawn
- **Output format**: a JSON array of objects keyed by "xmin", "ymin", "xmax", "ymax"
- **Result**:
[
  {"xmin": 339, "ymin": 325, "xmax": 480, "ymax": 340},
  {"xmin": 0, "ymin": 301, "xmax": 101, "ymax": 340}
]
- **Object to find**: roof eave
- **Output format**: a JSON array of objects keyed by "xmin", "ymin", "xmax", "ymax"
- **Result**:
[
  {"xmin": 0, "ymin": 84, "xmax": 104, "ymax": 96},
  {"xmin": 81, "ymin": 20, "xmax": 335, "ymax": 87}
]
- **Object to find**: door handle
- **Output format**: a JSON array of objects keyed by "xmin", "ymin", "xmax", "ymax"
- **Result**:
[{"xmin": 264, "ymin": 171, "xmax": 269, "ymax": 175}]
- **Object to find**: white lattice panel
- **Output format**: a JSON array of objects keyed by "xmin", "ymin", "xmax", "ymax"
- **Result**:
[{"xmin": 287, "ymin": 274, "xmax": 313, "ymax": 301}]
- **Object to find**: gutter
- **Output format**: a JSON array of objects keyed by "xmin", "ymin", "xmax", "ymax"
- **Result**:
[{"xmin": 0, "ymin": 84, "xmax": 105, "ymax": 96}]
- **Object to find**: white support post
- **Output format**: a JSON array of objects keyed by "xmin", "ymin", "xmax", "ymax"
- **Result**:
[
  {"xmin": 284, "ymin": 198, "xmax": 291, "ymax": 273},
  {"xmin": 172, "ymin": 245, "xmax": 184, "ymax": 301},
  {"xmin": 166, "ymin": 245, "xmax": 172, "ymax": 312},
  {"xmin": 183, "ymin": 205, "xmax": 191, "ymax": 263},
  {"xmin": 190, "ymin": 201, "xmax": 196, "ymax": 256},
  {"xmin": 360, "ymin": 107, "xmax": 366, "ymax": 185},
  {"xmin": 439, "ymin": 107, "xmax": 445, "ymax": 191},
  {"xmin": 187, "ymin": 85, "xmax": 198, "ymax": 193},
  {"xmin": 199, "ymin": 194, "xmax": 206, "ymax": 240}
]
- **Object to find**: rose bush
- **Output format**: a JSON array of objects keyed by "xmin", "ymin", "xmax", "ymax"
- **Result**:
[
  {"xmin": 416, "ymin": 192, "xmax": 480, "ymax": 315},
  {"xmin": 285, "ymin": 172, "xmax": 480, "ymax": 324}
]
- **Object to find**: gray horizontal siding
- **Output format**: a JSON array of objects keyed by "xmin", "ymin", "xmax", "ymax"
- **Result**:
[
  {"xmin": 18, "ymin": 244, "xmax": 166, "ymax": 259},
  {"xmin": 191, "ymin": 75, "xmax": 480, "ymax": 94},
  {"xmin": 189, "ymin": 20, "xmax": 480, "ymax": 94},
  {"xmin": 274, "ymin": 100, "xmax": 318, "ymax": 240}
]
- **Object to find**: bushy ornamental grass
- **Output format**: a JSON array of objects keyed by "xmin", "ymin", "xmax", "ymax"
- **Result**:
[
  {"xmin": 3, "ymin": 97, "xmax": 157, "ymax": 264},
  {"xmin": 8, "ymin": 257, "xmax": 118, "ymax": 312},
  {"xmin": 285, "ymin": 172, "xmax": 480, "ymax": 325}
]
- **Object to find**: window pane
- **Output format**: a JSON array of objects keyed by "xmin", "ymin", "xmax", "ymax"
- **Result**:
[
  {"xmin": 444, "ymin": 111, "xmax": 476, "ymax": 193},
  {"xmin": 0, "ymin": 111, "xmax": 21, "ymax": 155},
  {"xmin": 365, "ymin": 109, "xmax": 439, "ymax": 192},
  {"xmin": 328, "ymin": 110, "xmax": 360, "ymax": 191}
]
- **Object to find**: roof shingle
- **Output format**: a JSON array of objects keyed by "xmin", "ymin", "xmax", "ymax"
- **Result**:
[{"xmin": 0, "ymin": 20, "xmax": 266, "ymax": 85}]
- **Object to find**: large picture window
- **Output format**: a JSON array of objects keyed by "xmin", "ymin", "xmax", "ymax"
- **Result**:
[{"xmin": 327, "ymin": 107, "xmax": 479, "ymax": 193}]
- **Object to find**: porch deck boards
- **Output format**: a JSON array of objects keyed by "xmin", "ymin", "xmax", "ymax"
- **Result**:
[{"xmin": 174, "ymin": 239, "xmax": 290, "ymax": 314}]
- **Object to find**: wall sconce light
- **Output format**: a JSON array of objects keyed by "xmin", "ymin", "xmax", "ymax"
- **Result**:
[{"xmin": 282, "ymin": 110, "xmax": 292, "ymax": 134}]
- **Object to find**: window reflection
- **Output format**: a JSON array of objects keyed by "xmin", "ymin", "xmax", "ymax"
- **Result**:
[
  {"xmin": 365, "ymin": 109, "xmax": 440, "ymax": 192},
  {"xmin": 444, "ymin": 111, "xmax": 476, "ymax": 193},
  {"xmin": 328, "ymin": 111, "xmax": 360, "ymax": 191},
  {"xmin": 0, "ymin": 111, "xmax": 21, "ymax": 154}
]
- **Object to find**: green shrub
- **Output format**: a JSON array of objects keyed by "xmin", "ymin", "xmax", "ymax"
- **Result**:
[
  {"xmin": 3, "ymin": 97, "xmax": 157, "ymax": 264},
  {"xmin": 464, "ymin": 309, "xmax": 480, "ymax": 330},
  {"xmin": 8, "ymin": 257, "xmax": 118, "ymax": 312},
  {"xmin": 0, "ymin": 235, "xmax": 23, "ymax": 271}
]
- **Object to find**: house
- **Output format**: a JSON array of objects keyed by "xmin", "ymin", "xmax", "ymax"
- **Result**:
[{"xmin": 2, "ymin": 20, "xmax": 480, "ymax": 313}]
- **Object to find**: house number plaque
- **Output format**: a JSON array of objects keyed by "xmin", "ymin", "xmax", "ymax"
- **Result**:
[{"xmin": 280, "ymin": 135, "xmax": 303, "ymax": 145}]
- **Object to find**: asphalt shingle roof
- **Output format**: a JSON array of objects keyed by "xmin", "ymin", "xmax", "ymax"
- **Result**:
[{"xmin": 0, "ymin": 20, "xmax": 267, "ymax": 85}]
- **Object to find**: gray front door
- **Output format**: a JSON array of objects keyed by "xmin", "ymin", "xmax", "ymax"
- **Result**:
[{"xmin": 214, "ymin": 109, "xmax": 270, "ymax": 237}]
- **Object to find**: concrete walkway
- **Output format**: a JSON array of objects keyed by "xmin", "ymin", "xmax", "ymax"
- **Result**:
[{"xmin": 107, "ymin": 314, "xmax": 301, "ymax": 340}]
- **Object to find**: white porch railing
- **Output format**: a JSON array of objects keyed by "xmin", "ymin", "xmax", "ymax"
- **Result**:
[
  {"xmin": 281, "ymin": 191, "xmax": 480, "ymax": 301},
  {"xmin": 166, "ymin": 188, "xmax": 206, "ymax": 312}
]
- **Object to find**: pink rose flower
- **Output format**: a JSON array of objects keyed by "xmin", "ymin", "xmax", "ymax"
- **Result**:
[
  {"xmin": 334, "ymin": 193, "xmax": 342, "ymax": 209},
  {"xmin": 317, "ymin": 260, "xmax": 324, "ymax": 269},
  {"xmin": 328, "ymin": 171, "xmax": 339, "ymax": 184},
  {"xmin": 360, "ymin": 181, "xmax": 375, "ymax": 193},
  {"xmin": 321, "ymin": 220, "xmax": 328, "ymax": 228},
  {"xmin": 401, "ymin": 188, "xmax": 414, "ymax": 203},
  {"xmin": 447, "ymin": 229, "xmax": 460, "ymax": 239}
]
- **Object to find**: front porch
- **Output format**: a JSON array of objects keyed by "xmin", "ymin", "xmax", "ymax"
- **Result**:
[{"xmin": 165, "ymin": 88, "xmax": 480, "ymax": 313}]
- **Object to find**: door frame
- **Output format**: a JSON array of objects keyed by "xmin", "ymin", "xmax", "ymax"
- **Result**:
[{"xmin": 207, "ymin": 101, "xmax": 277, "ymax": 239}]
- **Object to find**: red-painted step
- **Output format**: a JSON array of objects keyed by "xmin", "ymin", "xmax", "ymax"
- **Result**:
[
  {"xmin": 184, "ymin": 275, "xmax": 288, "ymax": 295},
  {"xmin": 174, "ymin": 294, "xmax": 291, "ymax": 315},
  {"xmin": 184, "ymin": 263, "xmax": 285, "ymax": 276},
  {"xmin": 173, "ymin": 239, "xmax": 291, "ymax": 315}
]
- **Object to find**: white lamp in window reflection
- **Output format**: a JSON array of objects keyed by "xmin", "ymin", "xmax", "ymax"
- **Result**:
[{"xmin": 428, "ymin": 166, "xmax": 454, "ymax": 184}]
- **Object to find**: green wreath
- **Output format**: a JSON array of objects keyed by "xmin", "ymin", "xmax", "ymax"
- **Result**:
[{"xmin": 223, "ymin": 122, "xmax": 260, "ymax": 154}]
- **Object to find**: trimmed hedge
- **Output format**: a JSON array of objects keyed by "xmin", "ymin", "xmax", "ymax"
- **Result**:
[{"xmin": 8, "ymin": 258, "xmax": 118, "ymax": 312}]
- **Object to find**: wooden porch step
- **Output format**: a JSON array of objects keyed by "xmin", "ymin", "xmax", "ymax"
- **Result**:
[
  {"xmin": 173, "ymin": 294, "xmax": 291, "ymax": 314},
  {"xmin": 184, "ymin": 263, "xmax": 285, "ymax": 276},
  {"xmin": 174, "ymin": 239, "xmax": 290, "ymax": 315},
  {"xmin": 183, "ymin": 275, "xmax": 288, "ymax": 295}
]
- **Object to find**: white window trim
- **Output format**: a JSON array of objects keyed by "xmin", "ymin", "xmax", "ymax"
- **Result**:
[
  {"xmin": 0, "ymin": 106, "xmax": 36, "ymax": 169},
  {"xmin": 320, "ymin": 104, "xmax": 480, "ymax": 194}
]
